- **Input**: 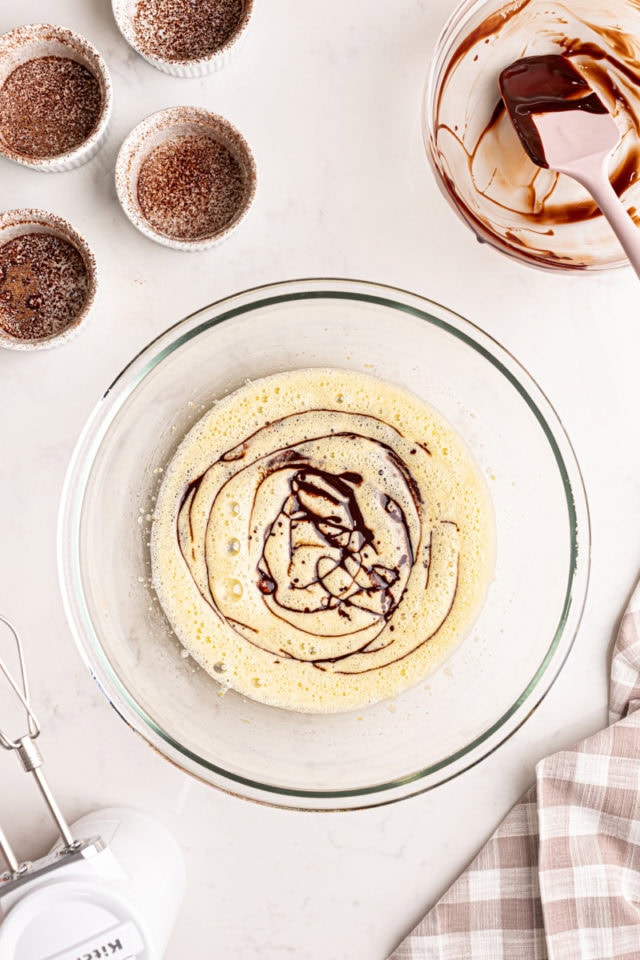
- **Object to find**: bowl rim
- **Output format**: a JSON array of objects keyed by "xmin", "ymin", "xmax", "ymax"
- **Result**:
[{"xmin": 58, "ymin": 277, "xmax": 590, "ymax": 810}]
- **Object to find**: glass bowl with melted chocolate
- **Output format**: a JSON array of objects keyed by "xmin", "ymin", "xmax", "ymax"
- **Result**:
[
  {"xmin": 59, "ymin": 279, "xmax": 589, "ymax": 809},
  {"xmin": 425, "ymin": 0, "xmax": 640, "ymax": 270}
]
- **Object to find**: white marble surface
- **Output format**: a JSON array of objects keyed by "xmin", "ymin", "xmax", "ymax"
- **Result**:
[{"xmin": 0, "ymin": 0, "xmax": 639, "ymax": 957}]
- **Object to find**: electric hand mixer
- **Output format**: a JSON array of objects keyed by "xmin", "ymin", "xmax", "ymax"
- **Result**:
[{"xmin": 0, "ymin": 616, "xmax": 185, "ymax": 960}]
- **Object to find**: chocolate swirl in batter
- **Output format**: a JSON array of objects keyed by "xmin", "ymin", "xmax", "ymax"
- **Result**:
[
  {"xmin": 431, "ymin": 0, "xmax": 640, "ymax": 267},
  {"xmin": 175, "ymin": 412, "xmax": 460, "ymax": 677},
  {"xmin": 256, "ymin": 466, "xmax": 407, "ymax": 619}
]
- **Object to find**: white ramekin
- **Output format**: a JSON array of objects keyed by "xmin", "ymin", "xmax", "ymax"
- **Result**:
[
  {"xmin": 0, "ymin": 24, "xmax": 112, "ymax": 173},
  {"xmin": 0, "ymin": 209, "xmax": 98, "ymax": 350},
  {"xmin": 111, "ymin": 0, "xmax": 254, "ymax": 77},
  {"xmin": 115, "ymin": 106, "xmax": 257, "ymax": 252}
]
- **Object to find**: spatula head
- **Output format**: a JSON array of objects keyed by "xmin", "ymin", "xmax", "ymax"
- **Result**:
[
  {"xmin": 532, "ymin": 109, "xmax": 620, "ymax": 171},
  {"xmin": 499, "ymin": 54, "xmax": 614, "ymax": 168}
]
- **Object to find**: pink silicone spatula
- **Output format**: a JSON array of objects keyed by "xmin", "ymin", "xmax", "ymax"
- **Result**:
[{"xmin": 499, "ymin": 54, "xmax": 640, "ymax": 277}]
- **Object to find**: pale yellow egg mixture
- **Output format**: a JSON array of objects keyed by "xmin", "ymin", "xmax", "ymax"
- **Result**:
[{"xmin": 151, "ymin": 368, "xmax": 494, "ymax": 713}]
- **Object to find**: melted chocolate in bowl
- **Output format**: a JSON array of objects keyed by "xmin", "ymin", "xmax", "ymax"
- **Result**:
[
  {"xmin": 428, "ymin": 0, "xmax": 640, "ymax": 269},
  {"xmin": 151, "ymin": 368, "xmax": 494, "ymax": 714}
]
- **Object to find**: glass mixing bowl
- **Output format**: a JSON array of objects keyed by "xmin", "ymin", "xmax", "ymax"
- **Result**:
[
  {"xmin": 425, "ymin": 0, "xmax": 640, "ymax": 270},
  {"xmin": 58, "ymin": 279, "xmax": 589, "ymax": 809}
]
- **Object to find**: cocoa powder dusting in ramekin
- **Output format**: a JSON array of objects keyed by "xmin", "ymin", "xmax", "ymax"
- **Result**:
[
  {"xmin": 133, "ymin": 0, "xmax": 244, "ymax": 62},
  {"xmin": 136, "ymin": 134, "xmax": 246, "ymax": 241},
  {"xmin": 0, "ymin": 233, "xmax": 89, "ymax": 341},
  {"xmin": 0, "ymin": 56, "xmax": 102, "ymax": 159}
]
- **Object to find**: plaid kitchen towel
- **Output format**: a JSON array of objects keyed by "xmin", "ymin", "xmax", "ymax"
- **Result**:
[{"xmin": 390, "ymin": 582, "xmax": 640, "ymax": 960}]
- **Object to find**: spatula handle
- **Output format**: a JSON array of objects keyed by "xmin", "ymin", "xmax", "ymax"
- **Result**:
[{"xmin": 568, "ymin": 156, "xmax": 640, "ymax": 279}]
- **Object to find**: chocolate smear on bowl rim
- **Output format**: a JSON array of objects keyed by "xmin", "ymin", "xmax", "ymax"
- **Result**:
[
  {"xmin": 0, "ymin": 56, "xmax": 102, "ymax": 159},
  {"xmin": 0, "ymin": 233, "xmax": 89, "ymax": 341},
  {"xmin": 136, "ymin": 133, "xmax": 247, "ymax": 241},
  {"xmin": 133, "ymin": 0, "xmax": 245, "ymax": 62}
]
